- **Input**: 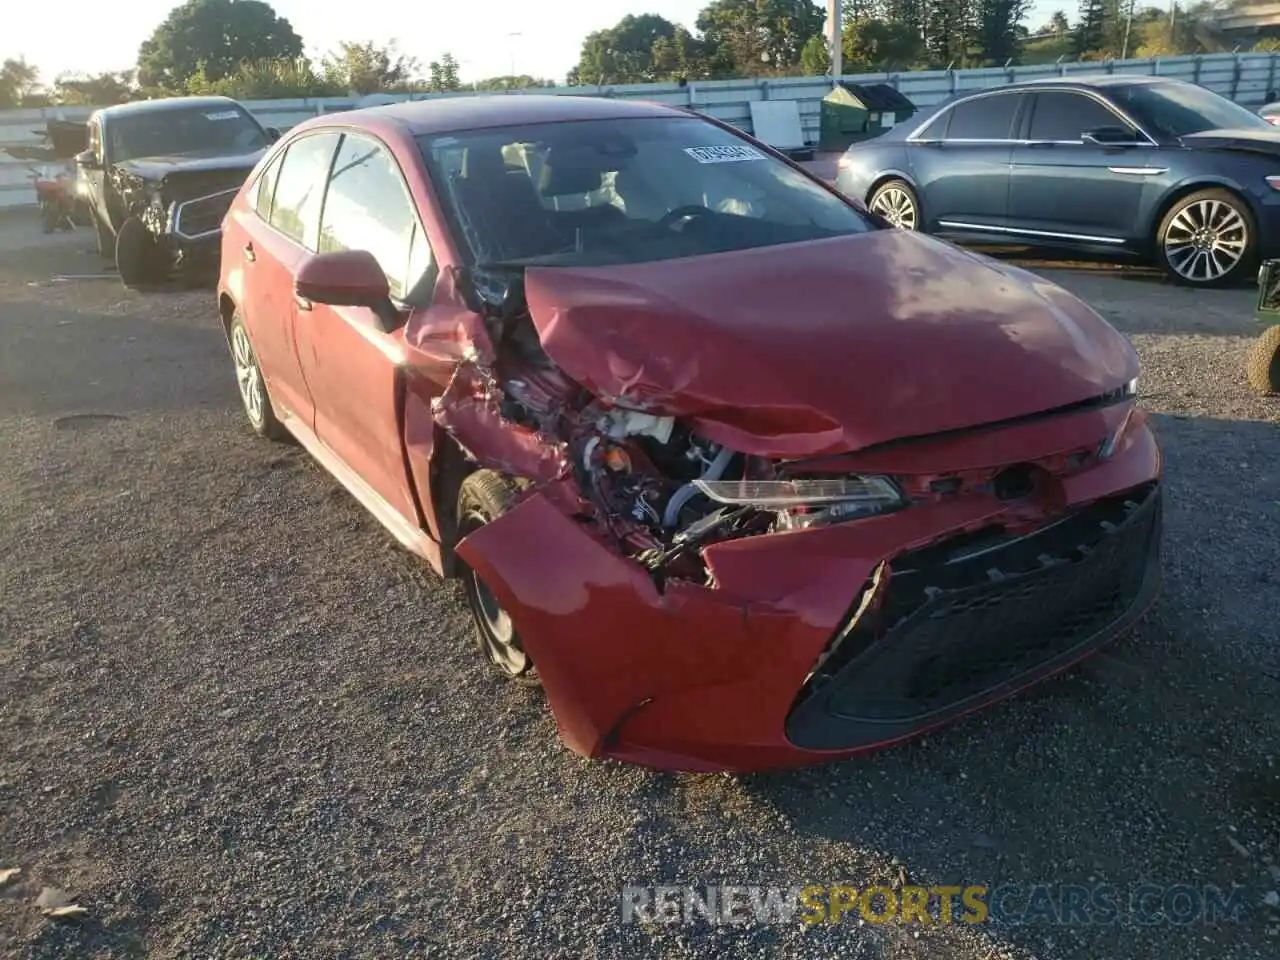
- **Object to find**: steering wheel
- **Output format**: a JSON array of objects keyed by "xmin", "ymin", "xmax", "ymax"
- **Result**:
[{"xmin": 657, "ymin": 205, "xmax": 716, "ymax": 231}]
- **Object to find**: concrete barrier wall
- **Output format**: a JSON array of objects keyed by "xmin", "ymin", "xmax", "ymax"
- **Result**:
[{"xmin": 4, "ymin": 51, "xmax": 1280, "ymax": 209}]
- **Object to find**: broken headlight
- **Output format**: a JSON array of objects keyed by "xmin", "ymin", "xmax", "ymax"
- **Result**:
[{"xmin": 693, "ymin": 476, "xmax": 905, "ymax": 530}]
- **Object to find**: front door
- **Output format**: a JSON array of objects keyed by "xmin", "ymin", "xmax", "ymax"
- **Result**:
[
  {"xmin": 1007, "ymin": 91, "xmax": 1156, "ymax": 241},
  {"xmin": 907, "ymin": 91, "xmax": 1025, "ymax": 230},
  {"xmin": 292, "ymin": 132, "xmax": 436, "ymax": 525}
]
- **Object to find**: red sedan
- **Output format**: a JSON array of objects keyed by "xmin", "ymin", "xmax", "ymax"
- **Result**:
[{"xmin": 217, "ymin": 95, "xmax": 1162, "ymax": 772}]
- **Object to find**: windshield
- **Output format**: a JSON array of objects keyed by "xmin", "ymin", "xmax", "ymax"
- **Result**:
[
  {"xmin": 417, "ymin": 116, "xmax": 873, "ymax": 268},
  {"xmin": 108, "ymin": 105, "xmax": 269, "ymax": 162},
  {"xmin": 1110, "ymin": 82, "xmax": 1271, "ymax": 138}
]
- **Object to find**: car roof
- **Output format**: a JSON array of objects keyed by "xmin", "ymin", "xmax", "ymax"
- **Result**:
[
  {"xmin": 330, "ymin": 94, "xmax": 687, "ymax": 137},
  {"xmin": 93, "ymin": 96, "xmax": 243, "ymax": 120},
  {"xmin": 987, "ymin": 75, "xmax": 1181, "ymax": 92}
]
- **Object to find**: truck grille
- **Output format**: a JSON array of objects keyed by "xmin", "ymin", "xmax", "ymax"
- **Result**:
[
  {"xmin": 785, "ymin": 482, "xmax": 1161, "ymax": 750},
  {"xmin": 170, "ymin": 188, "xmax": 238, "ymax": 240}
]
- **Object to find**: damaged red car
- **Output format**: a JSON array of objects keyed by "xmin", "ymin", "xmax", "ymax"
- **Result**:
[{"xmin": 217, "ymin": 95, "xmax": 1162, "ymax": 772}]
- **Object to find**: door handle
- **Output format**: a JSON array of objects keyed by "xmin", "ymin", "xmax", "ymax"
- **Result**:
[{"xmin": 243, "ymin": 242, "xmax": 255, "ymax": 263}]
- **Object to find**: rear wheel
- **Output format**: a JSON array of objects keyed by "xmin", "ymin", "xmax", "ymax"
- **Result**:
[
  {"xmin": 1155, "ymin": 189, "xmax": 1256, "ymax": 287},
  {"xmin": 868, "ymin": 179, "xmax": 919, "ymax": 231},
  {"xmin": 456, "ymin": 470, "xmax": 539, "ymax": 686},
  {"xmin": 1245, "ymin": 324, "xmax": 1280, "ymax": 395},
  {"xmin": 228, "ymin": 312, "xmax": 289, "ymax": 441}
]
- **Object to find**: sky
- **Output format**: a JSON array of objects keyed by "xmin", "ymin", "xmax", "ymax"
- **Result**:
[{"xmin": 5, "ymin": 0, "xmax": 1063, "ymax": 87}]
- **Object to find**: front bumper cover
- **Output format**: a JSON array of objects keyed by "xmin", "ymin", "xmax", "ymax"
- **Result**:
[{"xmin": 455, "ymin": 409, "xmax": 1163, "ymax": 773}]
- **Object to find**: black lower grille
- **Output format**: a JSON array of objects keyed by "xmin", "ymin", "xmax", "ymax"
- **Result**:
[{"xmin": 785, "ymin": 482, "xmax": 1161, "ymax": 750}]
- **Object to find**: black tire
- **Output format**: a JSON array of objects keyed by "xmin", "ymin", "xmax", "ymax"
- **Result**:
[
  {"xmin": 227, "ymin": 312, "xmax": 290, "ymax": 441},
  {"xmin": 867, "ymin": 179, "xmax": 920, "ymax": 231},
  {"xmin": 1245, "ymin": 324, "xmax": 1280, "ymax": 396},
  {"xmin": 456, "ymin": 470, "xmax": 539, "ymax": 686},
  {"xmin": 1155, "ymin": 188, "xmax": 1257, "ymax": 288},
  {"xmin": 115, "ymin": 217, "xmax": 161, "ymax": 289},
  {"xmin": 93, "ymin": 211, "xmax": 114, "ymax": 260}
]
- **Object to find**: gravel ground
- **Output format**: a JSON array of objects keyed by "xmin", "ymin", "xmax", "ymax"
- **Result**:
[{"xmin": 1, "ymin": 218, "xmax": 1278, "ymax": 959}]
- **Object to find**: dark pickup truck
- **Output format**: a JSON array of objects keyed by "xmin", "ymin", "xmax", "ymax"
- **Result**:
[{"xmin": 76, "ymin": 95, "xmax": 279, "ymax": 288}]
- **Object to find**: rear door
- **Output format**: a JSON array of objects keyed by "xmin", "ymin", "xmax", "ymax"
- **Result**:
[
  {"xmin": 906, "ymin": 91, "xmax": 1025, "ymax": 230},
  {"xmin": 233, "ymin": 131, "xmax": 341, "ymax": 425},
  {"xmin": 1007, "ymin": 90, "xmax": 1156, "ymax": 241},
  {"xmin": 292, "ymin": 132, "xmax": 437, "ymax": 525}
]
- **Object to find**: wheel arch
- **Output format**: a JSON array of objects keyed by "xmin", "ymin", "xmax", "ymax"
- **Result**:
[
  {"xmin": 864, "ymin": 170, "xmax": 919, "ymax": 206},
  {"xmin": 428, "ymin": 429, "xmax": 476, "ymax": 578},
  {"xmin": 217, "ymin": 291, "xmax": 237, "ymax": 345}
]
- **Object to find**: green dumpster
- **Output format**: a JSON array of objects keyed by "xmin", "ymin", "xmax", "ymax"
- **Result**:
[{"xmin": 819, "ymin": 83, "xmax": 916, "ymax": 152}]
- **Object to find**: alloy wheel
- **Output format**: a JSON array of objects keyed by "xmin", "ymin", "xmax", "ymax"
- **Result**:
[
  {"xmin": 1162, "ymin": 198, "xmax": 1248, "ymax": 283},
  {"xmin": 869, "ymin": 185, "xmax": 918, "ymax": 230},
  {"xmin": 231, "ymin": 325, "xmax": 265, "ymax": 427}
]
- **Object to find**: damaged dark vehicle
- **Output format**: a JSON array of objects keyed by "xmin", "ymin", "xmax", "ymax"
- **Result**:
[
  {"xmin": 218, "ymin": 96, "xmax": 1163, "ymax": 772},
  {"xmin": 78, "ymin": 95, "xmax": 278, "ymax": 288}
]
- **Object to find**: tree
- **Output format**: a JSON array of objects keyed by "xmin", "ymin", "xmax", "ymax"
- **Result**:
[
  {"xmin": 0, "ymin": 57, "xmax": 40, "ymax": 108},
  {"xmin": 184, "ymin": 58, "xmax": 338, "ymax": 98},
  {"xmin": 1049, "ymin": 9, "xmax": 1071, "ymax": 35},
  {"xmin": 976, "ymin": 0, "xmax": 1031, "ymax": 63},
  {"xmin": 926, "ymin": 0, "xmax": 980, "ymax": 67},
  {"xmin": 846, "ymin": 19, "xmax": 927, "ymax": 68},
  {"xmin": 474, "ymin": 75, "xmax": 557, "ymax": 91},
  {"xmin": 572, "ymin": 14, "xmax": 683, "ymax": 85},
  {"xmin": 650, "ymin": 26, "xmax": 712, "ymax": 81},
  {"xmin": 1075, "ymin": 0, "xmax": 1109, "ymax": 56},
  {"xmin": 322, "ymin": 40, "xmax": 419, "ymax": 94},
  {"xmin": 696, "ymin": 0, "xmax": 827, "ymax": 76},
  {"xmin": 427, "ymin": 53, "xmax": 462, "ymax": 92},
  {"xmin": 54, "ymin": 71, "xmax": 135, "ymax": 105},
  {"xmin": 800, "ymin": 33, "xmax": 831, "ymax": 74},
  {"xmin": 138, "ymin": 0, "xmax": 303, "ymax": 90}
]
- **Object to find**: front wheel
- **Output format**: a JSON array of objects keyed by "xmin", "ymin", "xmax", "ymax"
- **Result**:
[
  {"xmin": 868, "ymin": 179, "xmax": 920, "ymax": 231},
  {"xmin": 456, "ymin": 470, "xmax": 539, "ymax": 686},
  {"xmin": 1156, "ymin": 189, "xmax": 1256, "ymax": 287},
  {"xmin": 115, "ymin": 217, "xmax": 162, "ymax": 289}
]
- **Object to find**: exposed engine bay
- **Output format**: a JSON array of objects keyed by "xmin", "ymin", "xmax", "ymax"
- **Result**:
[{"xmin": 442, "ymin": 266, "xmax": 911, "ymax": 587}]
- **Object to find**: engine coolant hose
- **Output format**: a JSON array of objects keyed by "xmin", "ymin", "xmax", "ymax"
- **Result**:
[{"xmin": 662, "ymin": 445, "xmax": 734, "ymax": 530}]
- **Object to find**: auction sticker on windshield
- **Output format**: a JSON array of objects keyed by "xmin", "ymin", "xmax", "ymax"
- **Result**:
[
  {"xmin": 684, "ymin": 145, "xmax": 766, "ymax": 163},
  {"xmin": 205, "ymin": 111, "xmax": 240, "ymax": 121}
]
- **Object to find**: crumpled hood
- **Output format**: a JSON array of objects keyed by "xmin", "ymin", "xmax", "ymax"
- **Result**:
[
  {"xmin": 523, "ymin": 230, "xmax": 1138, "ymax": 458},
  {"xmin": 1180, "ymin": 127, "xmax": 1280, "ymax": 154},
  {"xmin": 115, "ymin": 149, "xmax": 264, "ymax": 180}
]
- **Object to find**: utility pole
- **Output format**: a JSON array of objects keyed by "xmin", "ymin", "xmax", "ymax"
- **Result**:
[
  {"xmin": 827, "ymin": 0, "xmax": 843, "ymax": 86},
  {"xmin": 1121, "ymin": 0, "xmax": 1136, "ymax": 59}
]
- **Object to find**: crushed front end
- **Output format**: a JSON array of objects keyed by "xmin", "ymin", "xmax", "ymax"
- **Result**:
[
  {"xmin": 112, "ymin": 164, "xmax": 249, "ymax": 275},
  {"xmin": 438, "ymin": 257, "xmax": 1163, "ymax": 773}
]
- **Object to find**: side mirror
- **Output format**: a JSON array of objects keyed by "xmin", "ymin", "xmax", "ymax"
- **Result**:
[
  {"xmin": 1082, "ymin": 126, "xmax": 1139, "ymax": 146},
  {"xmin": 75, "ymin": 149, "xmax": 99, "ymax": 169},
  {"xmin": 265, "ymin": 127, "xmax": 281, "ymax": 142},
  {"xmin": 295, "ymin": 250, "xmax": 400, "ymax": 332}
]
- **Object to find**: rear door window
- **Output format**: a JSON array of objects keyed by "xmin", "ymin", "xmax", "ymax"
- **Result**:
[
  {"xmin": 946, "ymin": 94, "xmax": 1022, "ymax": 140},
  {"xmin": 250, "ymin": 151, "xmax": 284, "ymax": 220},
  {"xmin": 268, "ymin": 132, "xmax": 340, "ymax": 249}
]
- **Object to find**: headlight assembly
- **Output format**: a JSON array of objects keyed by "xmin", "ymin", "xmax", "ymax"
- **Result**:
[{"xmin": 693, "ymin": 476, "xmax": 905, "ymax": 529}]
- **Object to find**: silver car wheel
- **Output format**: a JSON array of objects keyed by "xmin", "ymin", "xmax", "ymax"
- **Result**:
[
  {"xmin": 1162, "ymin": 198, "xmax": 1248, "ymax": 283},
  {"xmin": 869, "ymin": 185, "xmax": 918, "ymax": 230},
  {"xmin": 231, "ymin": 325, "xmax": 265, "ymax": 427}
]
